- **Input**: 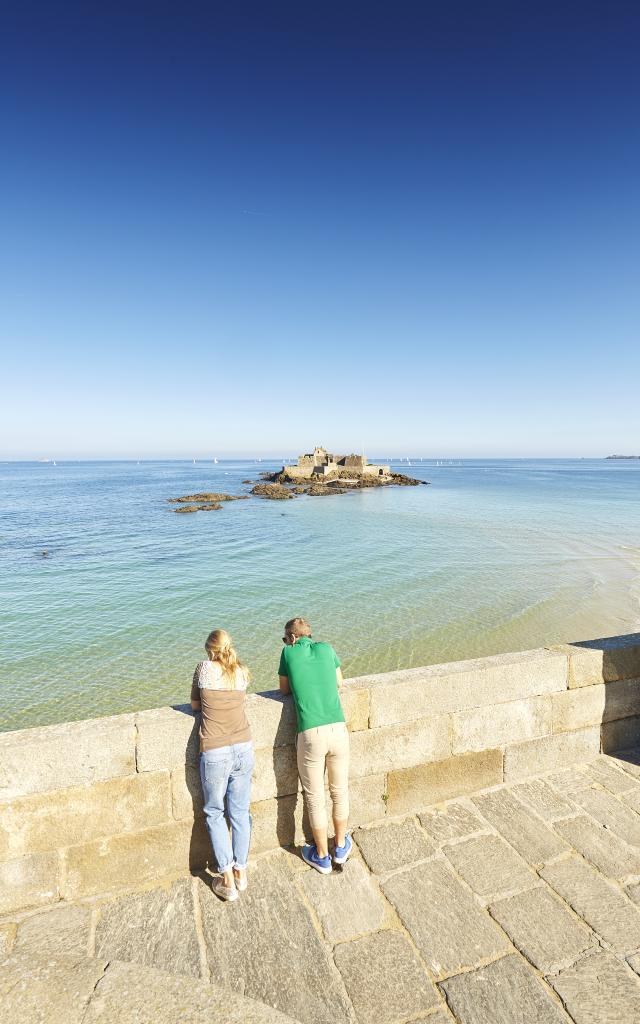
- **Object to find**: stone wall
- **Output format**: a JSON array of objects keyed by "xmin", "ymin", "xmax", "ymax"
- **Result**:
[{"xmin": 2, "ymin": 633, "xmax": 640, "ymax": 916}]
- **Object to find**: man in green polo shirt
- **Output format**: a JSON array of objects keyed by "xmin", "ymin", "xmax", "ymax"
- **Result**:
[{"xmin": 278, "ymin": 617, "xmax": 351, "ymax": 873}]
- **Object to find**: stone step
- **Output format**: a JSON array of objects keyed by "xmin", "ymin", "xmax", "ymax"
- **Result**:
[{"xmin": 0, "ymin": 952, "xmax": 300, "ymax": 1024}]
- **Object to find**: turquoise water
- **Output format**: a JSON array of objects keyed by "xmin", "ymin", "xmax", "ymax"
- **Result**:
[{"xmin": 1, "ymin": 459, "xmax": 639, "ymax": 732}]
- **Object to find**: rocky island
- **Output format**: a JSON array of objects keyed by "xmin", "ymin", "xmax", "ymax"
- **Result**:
[
  {"xmin": 252, "ymin": 446, "xmax": 428, "ymax": 499},
  {"xmin": 169, "ymin": 448, "xmax": 428, "ymax": 511}
]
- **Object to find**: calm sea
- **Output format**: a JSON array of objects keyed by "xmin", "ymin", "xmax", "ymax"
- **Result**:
[{"xmin": 1, "ymin": 458, "xmax": 639, "ymax": 732}]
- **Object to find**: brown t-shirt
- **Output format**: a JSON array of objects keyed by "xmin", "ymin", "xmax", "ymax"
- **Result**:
[{"xmin": 191, "ymin": 661, "xmax": 252, "ymax": 752}]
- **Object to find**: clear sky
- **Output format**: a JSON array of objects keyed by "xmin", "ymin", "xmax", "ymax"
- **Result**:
[{"xmin": 1, "ymin": 1, "xmax": 639, "ymax": 459}]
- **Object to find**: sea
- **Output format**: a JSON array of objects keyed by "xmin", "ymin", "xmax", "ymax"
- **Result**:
[{"xmin": 1, "ymin": 458, "xmax": 639, "ymax": 733}]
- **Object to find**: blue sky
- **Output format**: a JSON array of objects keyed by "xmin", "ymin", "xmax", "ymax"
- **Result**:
[{"xmin": 1, "ymin": 1, "xmax": 639, "ymax": 458}]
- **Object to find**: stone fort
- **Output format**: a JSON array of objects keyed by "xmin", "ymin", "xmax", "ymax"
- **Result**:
[{"xmin": 285, "ymin": 446, "xmax": 391, "ymax": 480}]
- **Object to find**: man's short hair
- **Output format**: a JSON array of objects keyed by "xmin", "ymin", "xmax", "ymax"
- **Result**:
[{"xmin": 284, "ymin": 617, "xmax": 312, "ymax": 638}]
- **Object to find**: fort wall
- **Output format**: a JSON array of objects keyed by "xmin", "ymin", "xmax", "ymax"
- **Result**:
[{"xmin": 2, "ymin": 633, "xmax": 640, "ymax": 915}]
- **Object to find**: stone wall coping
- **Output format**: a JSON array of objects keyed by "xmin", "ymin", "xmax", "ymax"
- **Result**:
[{"xmin": 2, "ymin": 634, "xmax": 640, "ymax": 757}]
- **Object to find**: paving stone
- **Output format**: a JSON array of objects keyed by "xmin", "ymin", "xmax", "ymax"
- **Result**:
[
  {"xmin": 354, "ymin": 818, "xmax": 435, "ymax": 874},
  {"xmin": 14, "ymin": 904, "xmax": 91, "ymax": 958},
  {"xmin": 94, "ymin": 877, "xmax": 200, "ymax": 978},
  {"xmin": 443, "ymin": 834, "xmax": 536, "ymax": 901},
  {"xmin": 585, "ymin": 755, "xmax": 638, "ymax": 794},
  {"xmin": 511, "ymin": 779, "xmax": 577, "ymax": 821},
  {"xmin": 626, "ymin": 880, "xmax": 640, "ymax": 905},
  {"xmin": 0, "ymin": 952, "xmax": 107, "ymax": 1024},
  {"xmin": 541, "ymin": 854, "xmax": 640, "ymax": 953},
  {"xmin": 628, "ymin": 952, "xmax": 640, "ymax": 977},
  {"xmin": 381, "ymin": 859, "xmax": 509, "ymax": 977},
  {"xmin": 300, "ymin": 858, "xmax": 386, "ymax": 942},
  {"xmin": 609, "ymin": 748, "xmax": 640, "ymax": 779},
  {"xmin": 572, "ymin": 786, "xmax": 640, "ymax": 846},
  {"xmin": 84, "ymin": 958, "xmax": 299, "ymax": 1023},
  {"xmin": 198, "ymin": 855, "xmax": 351, "ymax": 1024},
  {"xmin": 550, "ymin": 949, "xmax": 640, "ymax": 1023},
  {"xmin": 419, "ymin": 802, "xmax": 486, "ymax": 845},
  {"xmin": 622, "ymin": 787, "xmax": 640, "ymax": 814},
  {"xmin": 0, "ymin": 923, "xmax": 14, "ymax": 954},
  {"xmin": 472, "ymin": 788, "xmax": 568, "ymax": 865},
  {"xmin": 489, "ymin": 886, "xmax": 594, "ymax": 971},
  {"xmin": 546, "ymin": 767, "xmax": 594, "ymax": 799},
  {"xmin": 554, "ymin": 814, "xmax": 640, "ymax": 879},
  {"xmin": 333, "ymin": 929, "xmax": 440, "ymax": 1024},
  {"xmin": 439, "ymin": 954, "xmax": 568, "ymax": 1024}
]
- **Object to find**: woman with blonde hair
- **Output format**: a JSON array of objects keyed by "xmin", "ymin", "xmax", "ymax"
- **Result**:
[{"xmin": 191, "ymin": 628, "xmax": 254, "ymax": 901}]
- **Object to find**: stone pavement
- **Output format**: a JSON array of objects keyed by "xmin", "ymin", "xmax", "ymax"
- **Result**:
[{"xmin": 4, "ymin": 748, "xmax": 640, "ymax": 1023}]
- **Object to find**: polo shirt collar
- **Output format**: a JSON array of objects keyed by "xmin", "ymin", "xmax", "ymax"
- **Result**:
[{"xmin": 295, "ymin": 636, "xmax": 312, "ymax": 645}]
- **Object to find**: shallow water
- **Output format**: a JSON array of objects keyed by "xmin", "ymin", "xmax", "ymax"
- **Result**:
[{"xmin": 1, "ymin": 458, "xmax": 639, "ymax": 732}]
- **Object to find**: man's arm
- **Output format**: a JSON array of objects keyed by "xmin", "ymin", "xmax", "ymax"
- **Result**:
[
  {"xmin": 191, "ymin": 698, "xmax": 201, "ymax": 711},
  {"xmin": 279, "ymin": 675, "xmax": 291, "ymax": 695},
  {"xmin": 336, "ymin": 666, "xmax": 344, "ymax": 687}
]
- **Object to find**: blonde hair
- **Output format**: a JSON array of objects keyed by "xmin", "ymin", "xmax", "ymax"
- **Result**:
[
  {"xmin": 204, "ymin": 629, "xmax": 250, "ymax": 686},
  {"xmin": 284, "ymin": 617, "xmax": 312, "ymax": 639}
]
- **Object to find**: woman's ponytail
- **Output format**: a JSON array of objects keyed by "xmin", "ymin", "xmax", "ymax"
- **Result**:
[{"xmin": 204, "ymin": 629, "xmax": 250, "ymax": 686}]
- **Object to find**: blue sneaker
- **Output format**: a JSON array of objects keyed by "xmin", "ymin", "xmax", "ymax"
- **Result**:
[
  {"xmin": 301, "ymin": 844, "xmax": 332, "ymax": 874},
  {"xmin": 333, "ymin": 833, "xmax": 352, "ymax": 865}
]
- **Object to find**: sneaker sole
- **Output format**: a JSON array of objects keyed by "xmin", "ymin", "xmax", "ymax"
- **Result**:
[
  {"xmin": 333, "ymin": 851, "xmax": 351, "ymax": 865},
  {"xmin": 214, "ymin": 889, "xmax": 239, "ymax": 902},
  {"xmin": 333, "ymin": 840, "xmax": 352, "ymax": 865},
  {"xmin": 301, "ymin": 850, "xmax": 332, "ymax": 874}
]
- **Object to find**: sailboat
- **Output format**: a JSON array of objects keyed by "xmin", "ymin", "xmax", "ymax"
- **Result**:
[{"xmin": 213, "ymin": 458, "xmax": 218, "ymax": 464}]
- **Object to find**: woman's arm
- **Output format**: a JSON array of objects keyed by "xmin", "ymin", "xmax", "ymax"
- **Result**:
[
  {"xmin": 279, "ymin": 675, "xmax": 291, "ymax": 695},
  {"xmin": 336, "ymin": 667, "xmax": 344, "ymax": 687},
  {"xmin": 191, "ymin": 664, "xmax": 202, "ymax": 711}
]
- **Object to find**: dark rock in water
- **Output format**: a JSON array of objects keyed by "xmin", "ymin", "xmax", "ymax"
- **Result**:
[
  {"xmin": 389, "ymin": 473, "xmax": 421, "ymax": 487},
  {"xmin": 305, "ymin": 483, "xmax": 348, "ymax": 496},
  {"xmin": 174, "ymin": 502, "xmax": 223, "ymax": 513},
  {"xmin": 242, "ymin": 479, "xmax": 254, "ymax": 484},
  {"xmin": 250, "ymin": 483, "xmax": 295, "ymax": 500},
  {"xmin": 168, "ymin": 492, "xmax": 247, "ymax": 503},
  {"xmin": 41, "ymin": 550, "xmax": 49, "ymax": 557}
]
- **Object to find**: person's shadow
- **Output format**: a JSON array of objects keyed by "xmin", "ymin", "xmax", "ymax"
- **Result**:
[
  {"xmin": 263, "ymin": 691, "xmax": 313, "ymax": 851},
  {"xmin": 172, "ymin": 704, "xmax": 211, "ymax": 877}
]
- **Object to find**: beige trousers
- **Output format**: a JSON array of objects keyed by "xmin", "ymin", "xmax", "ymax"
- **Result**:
[{"xmin": 296, "ymin": 722, "xmax": 350, "ymax": 831}]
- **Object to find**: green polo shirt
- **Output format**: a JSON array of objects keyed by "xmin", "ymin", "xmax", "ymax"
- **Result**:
[{"xmin": 278, "ymin": 636, "xmax": 344, "ymax": 733}]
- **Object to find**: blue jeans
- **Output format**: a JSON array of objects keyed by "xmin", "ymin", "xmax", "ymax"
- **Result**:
[{"xmin": 199, "ymin": 741, "xmax": 254, "ymax": 872}]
